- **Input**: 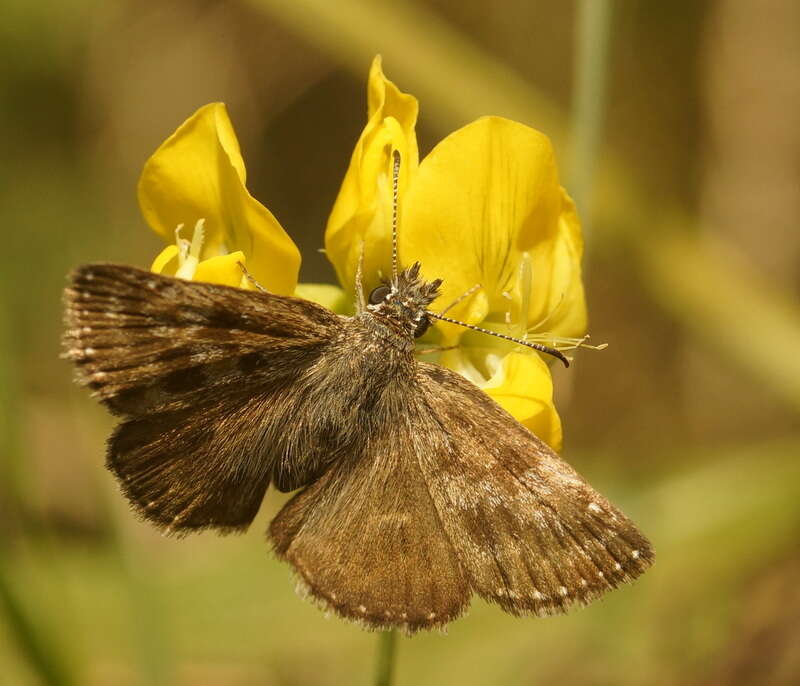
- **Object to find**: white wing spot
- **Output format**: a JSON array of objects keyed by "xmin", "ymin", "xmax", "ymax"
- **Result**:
[
  {"xmin": 588, "ymin": 503, "xmax": 602, "ymax": 513},
  {"xmin": 580, "ymin": 578, "xmax": 588, "ymax": 587},
  {"xmin": 631, "ymin": 550, "xmax": 640, "ymax": 560},
  {"xmin": 533, "ymin": 591, "xmax": 544, "ymax": 601},
  {"xmin": 598, "ymin": 571, "xmax": 605, "ymax": 578},
  {"xmin": 91, "ymin": 372, "xmax": 108, "ymax": 382},
  {"xmin": 83, "ymin": 347, "xmax": 96, "ymax": 356},
  {"xmin": 427, "ymin": 612, "xmax": 436, "ymax": 620},
  {"xmin": 614, "ymin": 562, "xmax": 622, "ymax": 571},
  {"xmin": 330, "ymin": 592, "xmax": 337, "ymax": 600},
  {"xmin": 358, "ymin": 605, "xmax": 367, "ymax": 614},
  {"xmin": 401, "ymin": 612, "xmax": 407, "ymax": 619},
  {"xmin": 558, "ymin": 586, "xmax": 568, "ymax": 597}
]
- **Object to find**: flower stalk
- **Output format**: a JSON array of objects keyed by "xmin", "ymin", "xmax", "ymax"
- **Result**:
[{"xmin": 374, "ymin": 630, "xmax": 397, "ymax": 686}]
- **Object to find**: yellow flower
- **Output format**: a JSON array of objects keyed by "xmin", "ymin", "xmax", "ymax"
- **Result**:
[
  {"xmin": 137, "ymin": 59, "xmax": 587, "ymax": 452},
  {"xmin": 139, "ymin": 102, "xmax": 300, "ymax": 293},
  {"xmin": 325, "ymin": 57, "xmax": 588, "ymax": 451}
]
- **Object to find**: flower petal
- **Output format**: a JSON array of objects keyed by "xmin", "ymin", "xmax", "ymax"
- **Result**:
[
  {"xmin": 194, "ymin": 251, "xmax": 247, "ymax": 289},
  {"xmin": 138, "ymin": 102, "xmax": 300, "ymax": 294},
  {"xmin": 151, "ymin": 245, "xmax": 179, "ymax": 275},
  {"xmin": 294, "ymin": 283, "xmax": 351, "ymax": 314},
  {"xmin": 399, "ymin": 116, "xmax": 575, "ymax": 341},
  {"xmin": 481, "ymin": 352, "xmax": 563, "ymax": 452},
  {"xmin": 325, "ymin": 56, "xmax": 419, "ymax": 295}
]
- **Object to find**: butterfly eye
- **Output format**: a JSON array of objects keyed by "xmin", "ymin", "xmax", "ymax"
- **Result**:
[
  {"xmin": 413, "ymin": 317, "xmax": 430, "ymax": 338},
  {"xmin": 368, "ymin": 285, "xmax": 391, "ymax": 305}
]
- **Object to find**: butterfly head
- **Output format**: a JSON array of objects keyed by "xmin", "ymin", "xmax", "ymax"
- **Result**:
[{"xmin": 366, "ymin": 262, "xmax": 442, "ymax": 339}]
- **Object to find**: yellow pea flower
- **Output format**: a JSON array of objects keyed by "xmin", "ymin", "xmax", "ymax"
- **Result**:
[
  {"xmin": 326, "ymin": 56, "xmax": 588, "ymax": 451},
  {"xmin": 137, "ymin": 58, "xmax": 588, "ymax": 452},
  {"xmin": 139, "ymin": 102, "xmax": 300, "ymax": 293}
]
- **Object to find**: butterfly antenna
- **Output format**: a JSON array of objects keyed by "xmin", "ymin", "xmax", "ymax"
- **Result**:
[
  {"xmin": 426, "ymin": 311, "xmax": 570, "ymax": 367},
  {"xmin": 391, "ymin": 149, "xmax": 401, "ymax": 283}
]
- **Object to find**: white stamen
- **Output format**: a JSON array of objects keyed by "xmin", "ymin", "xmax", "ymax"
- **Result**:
[{"xmin": 175, "ymin": 218, "xmax": 206, "ymax": 280}]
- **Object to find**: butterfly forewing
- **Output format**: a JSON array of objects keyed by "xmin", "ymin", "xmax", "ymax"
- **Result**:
[
  {"xmin": 63, "ymin": 264, "xmax": 354, "ymax": 531},
  {"xmin": 63, "ymin": 264, "xmax": 339, "ymax": 415},
  {"xmin": 417, "ymin": 364, "xmax": 654, "ymax": 615}
]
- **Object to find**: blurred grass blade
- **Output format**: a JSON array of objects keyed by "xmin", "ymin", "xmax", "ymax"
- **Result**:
[
  {"xmin": 568, "ymin": 0, "xmax": 613, "ymax": 234},
  {"xmin": 629, "ymin": 221, "xmax": 800, "ymax": 412},
  {"xmin": 0, "ymin": 562, "xmax": 75, "ymax": 686},
  {"xmin": 633, "ymin": 438, "xmax": 800, "ymax": 566}
]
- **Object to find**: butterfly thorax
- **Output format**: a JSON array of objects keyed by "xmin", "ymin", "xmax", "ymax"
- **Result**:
[{"xmin": 363, "ymin": 263, "xmax": 442, "ymax": 347}]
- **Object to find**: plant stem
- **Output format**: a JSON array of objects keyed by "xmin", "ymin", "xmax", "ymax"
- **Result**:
[
  {"xmin": 568, "ymin": 0, "xmax": 613, "ymax": 238},
  {"xmin": 374, "ymin": 630, "xmax": 397, "ymax": 686}
]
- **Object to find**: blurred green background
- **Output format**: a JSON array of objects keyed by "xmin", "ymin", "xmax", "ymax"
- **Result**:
[{"xmin": 2, "ymin": 0, "xmax": 799, "ymax": 684}]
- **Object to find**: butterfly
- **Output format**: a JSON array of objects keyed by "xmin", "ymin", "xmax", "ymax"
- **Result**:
[{"xmin": 62, "ymin": 154, "xmax": 653, "ymax": 633}]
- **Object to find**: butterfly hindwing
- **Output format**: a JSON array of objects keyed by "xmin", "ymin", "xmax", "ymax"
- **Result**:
[{"xmin": 108, "ymin": 395, "xmax": 276, "ymax": 533}]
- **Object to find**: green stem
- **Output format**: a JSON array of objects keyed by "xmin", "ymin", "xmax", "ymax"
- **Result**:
[
  {"xmin": 568, "ymin": 0, "xmax": 613, "ymax": 237},
  {"xmin": 374, "ymin": 630, "xmax": 397, "ymax": 686}
]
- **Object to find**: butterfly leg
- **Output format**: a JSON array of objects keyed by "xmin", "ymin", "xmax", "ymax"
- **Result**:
[
  {"xmin": 237, "ymin": 261, "xmax": 269, "ymax": 293},
  {"xmin": 414, "ymin": 345, "xmax": 458, "ymax": 355},
  {"xmin": 354, "ymin": 240, "xmax": 367, "ymax": 312},
  {"xmin": 438, "ymin": 283, "xmax": 482, "ymax": 316}
]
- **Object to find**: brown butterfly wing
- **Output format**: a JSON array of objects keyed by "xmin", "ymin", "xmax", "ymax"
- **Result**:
[
  {"xmin": 270, "ymin": 357, "xmax": 652, "ymax": 630},
  {"xmin": 269, "ymin": 408, "xmax": 471, "ymax": 632},
  {"xmin": 63, "ymin": 264, "xmax": 346, "ymax": 532},
  {"xmin": 417, "ymin": 363, "xmax": 654, "ymax": 615},
  {"xmin": 108, "ymin": 397, "xmax": 278, "ymax": 533},
  {"xmin": 63, "ymin": 264, "xmax": 339, "ymax": 416}
]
